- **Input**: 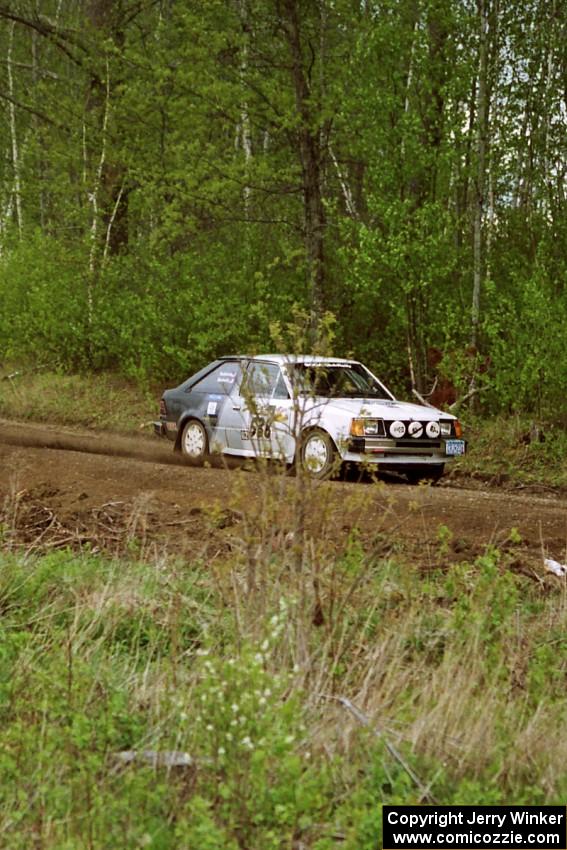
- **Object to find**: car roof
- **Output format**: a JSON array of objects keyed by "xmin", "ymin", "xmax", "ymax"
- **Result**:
[{"xmin": 220, "ymin": 354, "xmax": 360, "ymax": 366}]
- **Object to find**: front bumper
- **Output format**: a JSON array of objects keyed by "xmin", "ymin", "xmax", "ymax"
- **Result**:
[{"xmin": 342, "ymin": 436, "xmax": 466, "ymax": 465}]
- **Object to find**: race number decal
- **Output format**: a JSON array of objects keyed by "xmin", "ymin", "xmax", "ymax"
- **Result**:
[{"xmin": 249, "ymin": 416, "xmax": 271, "ymax": 440}]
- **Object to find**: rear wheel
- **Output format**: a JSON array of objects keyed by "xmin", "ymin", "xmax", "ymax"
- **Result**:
[
  {"xmin": 300, "ymin": 429, "xmax": 337, "ymax": 480},
  {"xmin": 180, "ymin": 419, "xmax": 208, "ymax": 464},
  {"xmin": 405, "ymin": 464, "xmax": 445, "ymax": 485}
]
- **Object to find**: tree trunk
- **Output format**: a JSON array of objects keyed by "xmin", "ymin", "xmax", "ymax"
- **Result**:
[
  {"xmin": 86, "ymin": 0, "xmax": 129, "ymax": 260},
  {"xmin": 471, "ymin": 0, "xmax": 490, "ymax": 351},
  {"xmin": 7, "ymin": 22, "xmax": 23, "ymax": 238},
  {"xmin": 238, "ymin": 0, "xmax": 253, "ymax": 216},
  {"xmin": 281, "ymin": 0, "xmax": 326, "ymax": 335}
]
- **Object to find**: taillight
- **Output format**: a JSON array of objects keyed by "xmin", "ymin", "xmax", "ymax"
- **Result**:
[
  {"xmin": 159, "ymin": 398, "xmax": 167, "ymax": 416},
  {"xmin": 454, "ymin": 420, "xmax": 462, "ymax": 438}
]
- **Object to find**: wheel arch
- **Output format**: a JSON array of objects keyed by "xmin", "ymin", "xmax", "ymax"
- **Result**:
[
  {"xmin": 175, "ymin": 413, "xmax": 209, "ymax": 452},
  {"xmin": 296, "ymin": 425, "xmax": 343, "ymax": 479},
  {"xmin": 297, "ymin": 424, "xmax": 339, "ymax": 456}
]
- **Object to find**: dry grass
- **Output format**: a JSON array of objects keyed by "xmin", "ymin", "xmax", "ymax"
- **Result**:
[
  {"xmin": 456, "ymin": 413, "xmax": 567, "ymax": 489},
  {"xmin": 0, "ymin": 368, "xmax": 157, "ymax": 432}
]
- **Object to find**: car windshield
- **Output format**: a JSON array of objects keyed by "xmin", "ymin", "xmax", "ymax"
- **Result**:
[{"xmin": 290, "ymin": 363, "xmax": 392, "ymax": 399}]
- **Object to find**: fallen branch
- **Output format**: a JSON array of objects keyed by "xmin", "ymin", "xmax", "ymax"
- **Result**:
[
  {"xmin": 1, "ymin": 362, "xmax": 56, "ymax": 381},
  {"xmin": 411, "ymin": 388, "xmax": 436, "ymax": 409},
  {"xmin": 413, "ymin": 384, "xmax": 489, "ymax": 412},
  {"xmin": 323, "ymin": 695, "xmax": 438, "ymax": 804},
  {"xmin": 114, "ymin": 750, "xmax": 196, "ymax": 769},
  {"xmin": 423, "ymin": 376, "xmax": 438, "ymax": 398},
  {"xmin": 449, "ymin": 385, "xmax": 488, "ymax": 412}
]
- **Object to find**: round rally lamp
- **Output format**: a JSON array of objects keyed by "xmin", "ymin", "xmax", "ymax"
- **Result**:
[
  {"xmin": 389, "ymin": 420, "xmax": 406, "ymax": 438},
  {"xmin": 426, "ymin": 421, "xmax": 441, "ymax": 438},
  {"xmin": 408, "ymin": 421, "xmax": 424, "ymax": 438}
]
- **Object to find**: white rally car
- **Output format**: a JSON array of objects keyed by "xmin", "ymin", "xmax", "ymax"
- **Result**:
[{"xmin": 154, "ymin": 355, "xmax": 465, "ymax": 481}]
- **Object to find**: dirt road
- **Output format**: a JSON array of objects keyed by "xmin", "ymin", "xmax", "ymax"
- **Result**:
[{"xmin": 1, "ymin": 419, "xmax": 566, "ymax": 570}]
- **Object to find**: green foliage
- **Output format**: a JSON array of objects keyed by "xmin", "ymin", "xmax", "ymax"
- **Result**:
[
  {"xmin": 0, "ymin": 553, "xmax": 319, "ymax": 846},
  {"xmin": 180, "ymin": 625, "xmax": 332, "ymax": 847},
  {"xmin": 0, "ymin": 235, "xmax": 297, "ymax": 383},
  {"xmin": 0, "ymin": 0, "xmax": 564, "ymax": 411},
  {"xmin": 483, "ymin": 275, "xmax": 567, "ymax": 415},
  {"xmin": 0, "ymin": 234, "xmax": 88, "ymax": 368}
]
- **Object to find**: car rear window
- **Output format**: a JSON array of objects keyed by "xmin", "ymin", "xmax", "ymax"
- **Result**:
[{"xmin": 192, "ymin": 363, "xmax": 242, "ymax": 393}]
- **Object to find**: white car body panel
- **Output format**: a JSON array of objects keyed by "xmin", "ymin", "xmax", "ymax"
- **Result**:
[
  {"xmin": 156, "ymin": 354, "xmax": 465, "ymax": 478},
  {"xmin": 219, "ymin": 356, "xmax": 461, "ymax": 469}
]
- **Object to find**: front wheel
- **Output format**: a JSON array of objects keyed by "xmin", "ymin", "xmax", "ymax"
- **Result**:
[
  {"xmin": 405, "ymin": 464, "xmax": 445, "ymax": 485},
  {"xmin": 299, "ymin": 429, "xmax": 338, "ymax": 480},
  {"xmin": 180, "ymin": 419, "xmax": 209, "ymax": 464}
]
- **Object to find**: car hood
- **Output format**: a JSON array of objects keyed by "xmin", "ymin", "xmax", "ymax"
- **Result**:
[{"xmin": 317, "ymin": 397, "xmax": 453, "ymax": 421}]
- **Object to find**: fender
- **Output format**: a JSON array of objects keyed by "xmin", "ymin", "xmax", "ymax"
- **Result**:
[{"xmin": 174, "ymin": 413, "xmax": 209, "ymax": 452}]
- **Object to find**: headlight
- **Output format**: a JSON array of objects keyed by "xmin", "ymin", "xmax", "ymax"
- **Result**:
[
  {"xmin": 440, "ymin": 420, "xmax": 462, "ymax": 437},
  {"xmin": 350, "ymin": 418, "xmax": 384, "ymax": 437}
]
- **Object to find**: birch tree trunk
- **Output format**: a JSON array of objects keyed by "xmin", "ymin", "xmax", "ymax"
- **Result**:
[
  {"xmin": 87, "ymin": 60, "xmax": 110, "ymax": 330},
  {"xmin": 7, "ymin": 21, "xmax": 23, "ymax": 238}
]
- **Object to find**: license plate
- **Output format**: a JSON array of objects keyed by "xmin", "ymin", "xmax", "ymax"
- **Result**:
[{"xmin": 445, "ymin": 439, "xmax": 465, "ymax": 456}]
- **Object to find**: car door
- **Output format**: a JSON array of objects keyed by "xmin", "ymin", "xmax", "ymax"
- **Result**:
[
  {"xmin": 223, "ymin": 361, "xmax": 294, "ymax": 460},
  {"xmin": 186, "ymin": 361, "xmax": 243, "ymax": 453}
]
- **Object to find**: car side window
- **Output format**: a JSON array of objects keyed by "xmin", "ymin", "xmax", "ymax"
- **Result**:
[
  {"xmin": 243, "ymin": 363, "xmax": 289, "ymax": 399},
  {"xmin": 192, "ymin": 363, "xmax": 241, "ymax": 394},
  {"xmin": 273, "ymin": 371, "xmax": 290, "ymax": 399}
]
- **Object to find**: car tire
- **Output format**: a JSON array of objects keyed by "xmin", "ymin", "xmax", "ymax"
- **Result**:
[
  {"xmin": 405, "ymin": 464, "xmax": 445, "ymax": 485},
  {"xmin": 180, "ymin": 419, "xmax": 209, "ymax": 464},
  {"xmin": 299, "ymin": 429, "xmax": 338, "ymax": 480}
]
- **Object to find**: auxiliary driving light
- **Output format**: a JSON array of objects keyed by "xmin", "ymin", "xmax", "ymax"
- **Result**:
[
  {"xmin": 426, "ymin": 421, "xmax": 441, "ymax": 438},
  {"xmin": 389, "ymin": 420, "xmax": 406, "ymax": 438}
]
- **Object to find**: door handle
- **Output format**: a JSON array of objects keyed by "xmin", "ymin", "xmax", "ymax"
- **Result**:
[{"xmin": 232, "ymin": 405, "xmax": 241, "ymax": 411}]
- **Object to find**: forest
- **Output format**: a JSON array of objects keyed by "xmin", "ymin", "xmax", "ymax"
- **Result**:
[{"xmin": 0, "ymin": 0, "xmax": 565, "ymax": 414}]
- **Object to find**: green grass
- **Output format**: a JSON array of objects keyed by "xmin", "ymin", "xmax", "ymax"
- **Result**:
[{"xmin": 0, "ymin": 531, "xmax": 566, "ymax": 848}]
